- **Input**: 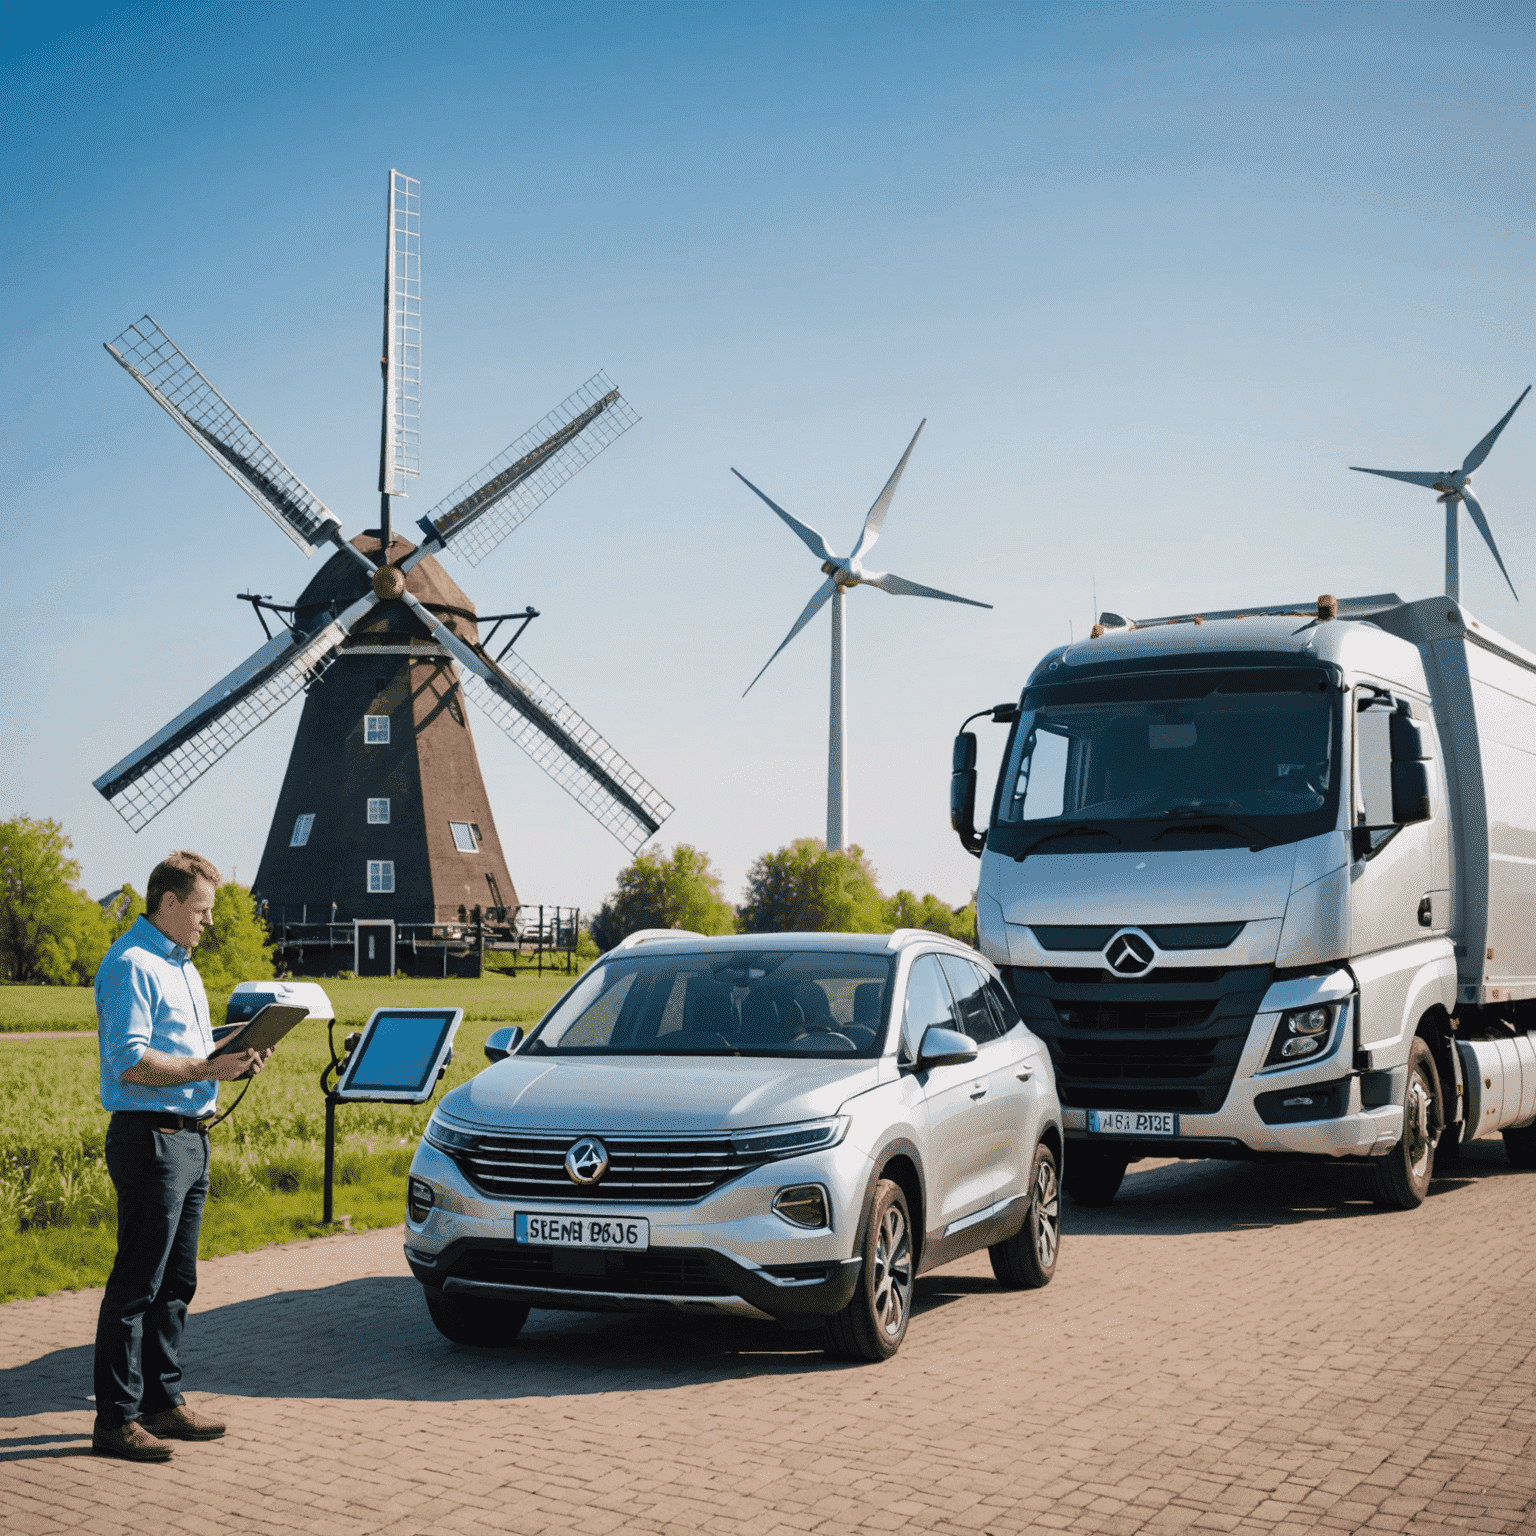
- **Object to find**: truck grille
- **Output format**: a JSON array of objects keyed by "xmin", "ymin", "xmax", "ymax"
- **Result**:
[
  {"xmin": 1005, "ymin": 963, "xmax": 1271, "ymax": 1113},
  {"xmin": 433, "ymin": 1129, "xmax": 773, "ymax": 1204},
  {"xmin": 450, "ymin": 1246, "xmax": 730, "ymax": 1297}
]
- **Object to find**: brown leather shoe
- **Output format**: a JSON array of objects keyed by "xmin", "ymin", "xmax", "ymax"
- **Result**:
[
  {"xmin": 140, "ymin": 1404, "xmax": 226, "ymax": 1441},
  {"xmin": 92, "ymin": 1420, "xmax": 174, "ymax": 1461}
]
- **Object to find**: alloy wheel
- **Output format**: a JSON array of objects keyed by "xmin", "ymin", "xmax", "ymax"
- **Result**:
[
  {"xmin": 872, "ymin": 1204, "xmax": 913, "ymax": 1338},
  {"xmin": 1033, "ymin": 1156, "xmax": 1060, "ymax": 1270}
]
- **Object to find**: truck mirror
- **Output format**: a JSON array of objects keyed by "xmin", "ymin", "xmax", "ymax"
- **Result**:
[
  {"xmin": 1389, "ymin": 709, "xmax": 1432, "ymax": 762},
  {"xmin": 1390, "ymin": 760, "xmax": 1431, "ymax": 824},
  {"xmin": 950, "ymin": 731, "xmax": 984, "ymax": 856}
]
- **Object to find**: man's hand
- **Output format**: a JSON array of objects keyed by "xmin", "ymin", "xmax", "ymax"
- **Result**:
[{"xmin": 121, "ymin": 1046, "xmax": 274, "ymax": 1087}]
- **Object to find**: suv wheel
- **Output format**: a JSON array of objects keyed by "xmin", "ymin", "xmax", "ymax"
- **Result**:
[
  {"xmin": 990, "ymin": 1142, "xmax": 1060, "ymax": 1289},
  {"xmin": 824, "ymin": 1178, "xmax": 914, "ymax": 1362},
  {"xmin": 425, "ymin": 1291, "xmax": 531, "ymax": 1347}
]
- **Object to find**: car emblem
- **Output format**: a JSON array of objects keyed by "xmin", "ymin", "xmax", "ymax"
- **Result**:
[
  {"xmin": 564, "ymin": 1136, "xmax": 609, "ymax": 1185},
  {"xmin": 1104, "ymin": 929, "xmax": 1156, "ymax": 977}
]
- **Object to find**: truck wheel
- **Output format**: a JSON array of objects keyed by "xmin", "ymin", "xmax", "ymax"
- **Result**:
[
  {"xmin": 823, "ymin": 1179, "xmax": 914, "ymax": 1362},
  {"xmin": 1369, "ymin": 1037, "xmax": 1441, "ymax": 1209},
  {"xmin": 990, "ymin": 1142, "xmax": 1060, "ymax": 1290},
  {"xmin": 1063, "ymin": 1146, "xmax": 1128, "ymax": 1207},
  {"xmin": 1503, "ymin": 1123, "xmax": 1536, "ymax": 1169},
  {"xmin": 425, "ymin": 1291, "xmax": 531, "ymax": 1347}
]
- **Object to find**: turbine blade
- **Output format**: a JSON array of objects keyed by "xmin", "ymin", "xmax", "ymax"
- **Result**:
[
  {"xmin": 397, "ymin": 591, "xmax": 673, "ymax": 852},
  {"xmin": 93, "ymin": 596, "xmax": 375, "ymax": 830},
  {"xmin": 863, "ymin": 570, "xmax": 992, "ymax": 608},
  {"xmin": 1462, "ymin": 386, "xmax": 1532, "ymax": 475},
  {"xmin": 731, "ymin": 469, "xmax": 834, "ymax": 562},
  {"xmin": 105, "ymin": 316, "xmax": 340, "ymax": 554},
  {"xmin": 743, "ymin": 576, "xmax": 838, "ymax": 697},
  {"xmin": 851, "ymin": 419, "xmax": 926, "ymax": 562},
  {"xmin": 1460, "ymin": 488, "xmax": 1519, "ymax": 600},
  {"xmin": 1349, "ymin": 466, "xmax": 1447, "ymax": 490}
]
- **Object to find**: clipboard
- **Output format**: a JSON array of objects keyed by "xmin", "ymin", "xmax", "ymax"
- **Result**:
[{"xmin": 209, "ymin": 1003, "xmax": 310, "ymax": 1058}]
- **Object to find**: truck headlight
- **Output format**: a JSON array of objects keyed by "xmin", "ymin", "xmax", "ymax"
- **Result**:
[
  {"xmin": 773, "ymin": 1184, "xmax": 830, "ymax": 1229},
  {"xmin": 1264, "ymin": 1004, "xmax": 1337, "ymax": 1067}
]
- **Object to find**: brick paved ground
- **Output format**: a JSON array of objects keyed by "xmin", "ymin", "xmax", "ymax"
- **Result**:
[{"xmin": 3, "ymin": 1144, "xmax": 1533, "ymax": 1536}]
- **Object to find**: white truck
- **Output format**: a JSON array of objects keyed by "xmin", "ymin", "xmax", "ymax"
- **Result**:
[{"xmin": 950, "ymin": 592, "xmax": 1536, "ymax": 1208}]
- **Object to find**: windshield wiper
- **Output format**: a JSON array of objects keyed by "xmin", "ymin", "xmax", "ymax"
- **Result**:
[
  {"xmin": 1154, "ymin": 805, "xmax": 1278, "ymax": 850},
  {"xmin": 1012, "ymin": 823, "xmax": 1125, "ymax": 862}
]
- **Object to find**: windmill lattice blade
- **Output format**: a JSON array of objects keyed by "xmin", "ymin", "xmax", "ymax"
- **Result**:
[
  {"xmin": 104, "ymin": 317, "xmax": 340, "ymax": 554},
  {"xmin": 1348, "ymin": 466, "xmax": 1447, "ymax": 490},
  {"xmin": 730, "ymin": 470, "xmax": 835, "ymax": 562},
  {"xmin": 396, "ymin": 592, "xmax": 672, "ymax": 852},
  {"xmin": 381, "ymin": 170, "xmax": 422, "ymax": 496},
  {"xmin": 743, "ymin": 576, "xmax": 838, "ymax": 697},
  {"xmin": 852, "ymin": 419, "xmax": 925, "ymax": 562},
  {"xmin": 1459, "ymin": 488, "xmax": 1519, "ymax": 601},
  {"xmin": 863, "ymin": 570, "xmax": 992, "ymax": 608},
  {"xmin": 417, "ymin": 374, "xmax": 638, "ymax": 568},
  {"xmin": 93, "ymin": 599, "xmax": 375, "ymax": 831},
  {"xmin": 1462, "ymin": 386, "xmax": 1532, "ymax": 475}
]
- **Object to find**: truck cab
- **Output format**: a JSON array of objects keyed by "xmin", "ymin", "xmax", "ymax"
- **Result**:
[{"xmin": 952, "ymin": 593, "xmax": 1536, "ymax": 1208}]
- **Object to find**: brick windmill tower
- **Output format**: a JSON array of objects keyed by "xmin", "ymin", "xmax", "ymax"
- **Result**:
[{"xmin": 93, "ymin": 171, "xmax": 672, "ymax": 974}]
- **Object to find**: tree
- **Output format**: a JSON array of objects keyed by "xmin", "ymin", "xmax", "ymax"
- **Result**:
[
  {"xmin": 738, "ymin": 840, "xmax": 889, "ymax": 934},
  {"xmin": 0, "ymin": 817, "xmax": 94, "ymax": 983},
  {"xmin": 589, "ymin": 845, "xmax": 736, "ymax": 952},
  {"xmin": 194, "ymin": 885, "xmax": 276, "ymax": 1001},
  {"xmin": 883, "ymin": 889, "xmax": 977, "ymax": 943}
]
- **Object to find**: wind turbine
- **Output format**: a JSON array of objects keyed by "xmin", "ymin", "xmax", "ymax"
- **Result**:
[
  {"xmin": 733, "ymin": 420, "xmax": 991, "ymax": 852},
  {"xmin": 1351, "ymin": 387, "xmax": 1529, "ymax": 604}
]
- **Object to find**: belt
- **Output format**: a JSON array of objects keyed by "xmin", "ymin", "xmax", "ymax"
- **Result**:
[{"xmin": 113, "ymin": 1110, "xmax": 214, "ymax": 1134}]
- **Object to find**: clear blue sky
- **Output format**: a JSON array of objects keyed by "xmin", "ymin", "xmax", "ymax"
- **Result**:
[{"xmin": 3, "ymin": 0, "xmax": 1532, "ymax": 919}]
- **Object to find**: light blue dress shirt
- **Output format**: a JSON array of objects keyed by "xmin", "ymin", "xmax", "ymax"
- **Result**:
[{"xmin": 96, "ymin": 915, "xmax": 218, "ymax": 1117}]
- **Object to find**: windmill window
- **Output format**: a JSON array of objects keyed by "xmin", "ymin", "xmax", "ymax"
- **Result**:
[
  {"xmin": 446, "ymin": 691, "xmax": 464, "ymax": 726},
  {"xmin": 290, "ymin": 814, "xmax": 315, "ymax": 848},
  {"xmin": 365, "ymin": 714, "xmax": 390, "ymax": 745},
  {"xmin": 367, "ymin": 860, "xmax": 395, "ymax": 893},
  {"xmin": 367, "ymin": 798, "xmax": 391, "ymax": 824},
  {"xmin": 449, "ymin": 822, "xmax": 479, "ymax": 853}
]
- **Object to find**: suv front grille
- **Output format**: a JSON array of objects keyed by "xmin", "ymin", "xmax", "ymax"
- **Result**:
[
  {"xmin": 1005, "ymin": 963, "xmax": 1271, "ymax": 1113},
  {"xmin": 450, "ymin": 1246, "xmax": 730, "ymax": 1297},
  {"xmin": 434, "ymin": 1129, "xmax": 773, "ymax": 1204}
]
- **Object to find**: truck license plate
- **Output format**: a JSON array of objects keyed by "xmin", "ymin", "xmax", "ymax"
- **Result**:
[
  {"xmin": 515, "ymin": 1213, "xmax": 649, "ymax": 1250},
  {"xmin": 1087, "ymin": 1110, "xmax": 1177, "ymax": 1137}
]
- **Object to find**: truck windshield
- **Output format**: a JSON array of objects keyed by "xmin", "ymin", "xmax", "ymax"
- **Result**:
[
  {"xmin": 996, "ymin": 666, "xmax": 1338, "ymax": 831},
  {"xmin": 523, "ymin": 950, "xmax": 894, "ymax": 1057}
]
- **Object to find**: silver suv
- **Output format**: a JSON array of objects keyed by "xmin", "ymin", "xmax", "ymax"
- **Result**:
[{"xmin": 404, "ymin": 928, "xmax": 1064, "ymax": 1361}]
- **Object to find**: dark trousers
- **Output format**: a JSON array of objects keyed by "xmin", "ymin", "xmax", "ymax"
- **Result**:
[{"xmin": 93, "ymin": 1118, "xmax": 209, "ymax": 1429}]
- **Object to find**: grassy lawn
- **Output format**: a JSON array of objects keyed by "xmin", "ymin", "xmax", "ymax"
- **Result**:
[{"xmin": 0, "ymin": 972, "xmax": 584, "ymax": 1301}]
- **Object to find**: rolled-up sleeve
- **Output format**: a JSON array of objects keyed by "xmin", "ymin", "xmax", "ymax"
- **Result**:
[{"xmin": 97, "ymin": 955, "xmax": 157, "ymax": 1082}]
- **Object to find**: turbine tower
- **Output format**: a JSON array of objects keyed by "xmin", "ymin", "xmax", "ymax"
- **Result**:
[
  {"xmin": 733, "ymin": 421, "xmax": 990, "ymax": 852},
  {"xmin": 1351, "ymin": 387, "xmax": 1529, "ymax": 604}
]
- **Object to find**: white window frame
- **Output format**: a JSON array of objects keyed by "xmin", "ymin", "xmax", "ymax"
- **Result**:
[
  {"xmin": 449, "ymin": 821, "xmax": 479, "ymax": 853},
  {"xmin": 290, "ymin": 814, "xmax": 315, "ymax": 847},
  {"xmin": 367, "ymin": 798, "xmax": 391, "ymax": 824},
  {"xmin": 365, "ymin": 714, "xmax": 391, "ymax": 745},
  {"xmin": 367, "ymin": 859, "xmax": 395, "ymax": 894}
]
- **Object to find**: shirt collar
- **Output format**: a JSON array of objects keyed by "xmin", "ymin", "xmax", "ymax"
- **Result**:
[{"xmin": 132, "ymin": 914, "xmax": 190, "ymax": 963}]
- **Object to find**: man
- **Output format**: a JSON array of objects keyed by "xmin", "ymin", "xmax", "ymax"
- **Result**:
[{"xmin": 92, "ymin": 851, "xmax": 268, "ymax": 1463}]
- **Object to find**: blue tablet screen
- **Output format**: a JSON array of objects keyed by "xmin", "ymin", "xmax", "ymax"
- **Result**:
[{"xmin": 345, "ymin": 1011, "xmax": 456, "ymax": 1094}]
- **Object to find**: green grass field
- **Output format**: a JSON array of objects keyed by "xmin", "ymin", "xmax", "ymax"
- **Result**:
[{"xmin": 0, "ymin": 972, "xmax": 582, "ymax": 1300}]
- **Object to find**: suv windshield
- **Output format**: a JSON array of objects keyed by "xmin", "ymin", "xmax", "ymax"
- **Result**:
[
  {"xmin": 994, "ymin": 664, "xmax": 1339, "ymax": 842},
  {"xmin": 524, "ymin": 950, "xmax": 895, "ymax": 1057}
]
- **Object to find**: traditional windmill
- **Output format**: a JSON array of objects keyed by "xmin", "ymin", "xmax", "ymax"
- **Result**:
[
  {"xmin": 94, "ymin": 171, "xmax": 672, "ymax": 973},
  {"xmin": 733, "ymin": 421, "xmax": 991, "ymax": 851}
]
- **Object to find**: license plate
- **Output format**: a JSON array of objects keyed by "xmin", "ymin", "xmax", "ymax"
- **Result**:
[
  {"xmin": 1086, "ymin": 1110, "xmax": 1177, "ymax": 1137},
  {"xmin": 515, "ymin": 1213, "xmax": 649, "ymax": 1250}
]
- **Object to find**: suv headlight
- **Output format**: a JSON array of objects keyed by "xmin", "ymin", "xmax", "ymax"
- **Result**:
[
  {"xmin": 732, "ymin": 1116, "xmax": 849, "ymax": 1160},
  {"xmin": 1264, "ymin": 1003, "xmax": 1338, "ymax": 1068},
  {"xmin": 424, "ymin": 1113, "xmax": 479, "ymax": 1153}
]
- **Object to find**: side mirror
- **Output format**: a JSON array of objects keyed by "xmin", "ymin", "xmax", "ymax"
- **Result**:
[
  {"xmin": 1390, "ymin": 760, "xmax": 1431, "ymax": 824},
  {"xmin": 483, "ymin": 1025, "xmax": 525, "ymax": 1063},
  {"xmin": 916, "ymin": 1025, "xmax": 978, "ymax": 1070},
  {"xmin": 950, "ymin": 731, "xmax": 984, "ymax": 856}
]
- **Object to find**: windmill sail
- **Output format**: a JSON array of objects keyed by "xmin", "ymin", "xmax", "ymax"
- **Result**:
[
  {"xmin": 412, "ymin": 373, "xmax": 638, "ymax": 568},
  {"xmin": 93, "ymin": 596, "xmax": 376, "ymax": 831},
  {"xmin": 381, "ymin": 170, "xmax": 421, "ymax": 496},
  {"xmin": 105, "ymin": 317, "xmax": 340, "ymax": 554},
  {"xmin": 398, "ymin": 592, "xmax": 671, "ymax": 852}
]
